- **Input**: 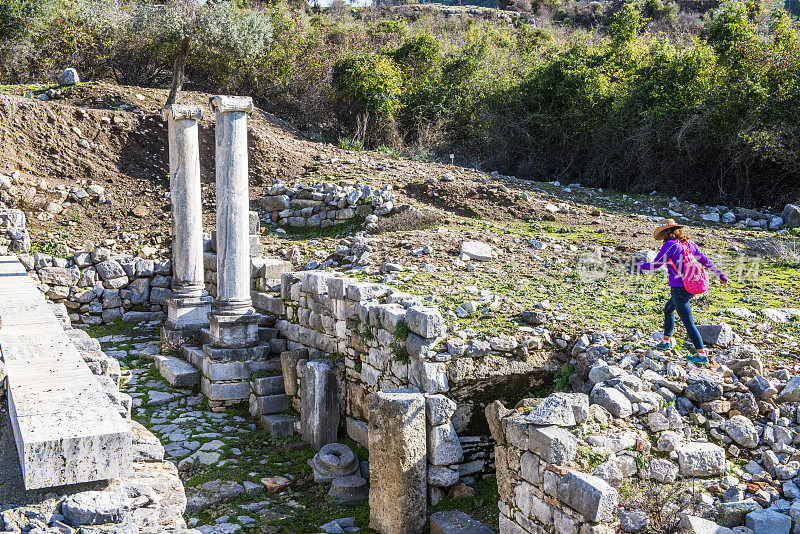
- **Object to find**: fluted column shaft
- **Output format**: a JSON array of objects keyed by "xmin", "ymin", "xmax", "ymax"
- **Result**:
[
  {"xmin": 210, "ymin": 95, "xmax": 253, "ymax": 316},
  {"xmin": 164, "ymin": 104, "xmax": 206, "ymax": 298}
]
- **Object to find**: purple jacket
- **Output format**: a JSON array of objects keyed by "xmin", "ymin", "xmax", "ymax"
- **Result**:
[{"xmin": 638, "ymin": 240, "xmax": 728, "ymax": 287}]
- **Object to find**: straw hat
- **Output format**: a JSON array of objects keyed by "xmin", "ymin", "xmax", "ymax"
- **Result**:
[{"xmin": 653, "ymin": 219, "xmax": 684, "ymax": 240}]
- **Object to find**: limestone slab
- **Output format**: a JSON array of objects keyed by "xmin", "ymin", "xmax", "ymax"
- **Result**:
[
  {"xmin": 0, "ymin": 255, "xmax": 132, "ymax": 489},
  {"xmin": 368, "ymin": 390, "xmax": 426, "ymax": 534}
]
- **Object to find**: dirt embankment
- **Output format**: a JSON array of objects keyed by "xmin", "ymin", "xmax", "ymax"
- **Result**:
[
  {"xmin": 0, "ymin": 83, "xmax": 316, "ymax": 244},
  {"xmin": 0, "ymin": 82, "xmax": 730, "ymax": 256}
]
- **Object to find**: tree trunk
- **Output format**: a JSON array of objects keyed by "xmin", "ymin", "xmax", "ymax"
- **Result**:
[{"xmin": 165, "ymin": 37, "xmax": 191, "ymax": 107}]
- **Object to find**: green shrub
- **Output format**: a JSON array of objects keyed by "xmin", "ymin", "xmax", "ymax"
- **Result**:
[
  {"xmin": 0, "ymin": 0, "xmax": 58, "ymax": 39},
  {"xmin": 338, "ymin": 136, "xmax": 365, "ymax": 150},
  {"xmin": 373, "ymin": 17, "xmax": 408, "ymax": 36},
  {"xmin": 332, "ymin": 54, "xmax": 402, "ymax": 117},
  {"xmin": 708, "ymin": 2, "xmax": 755, "ymax": 55},
  {"xmin": 769, "ymin": 10, "xmax": 800, "ymax": 51},
  {"xmin": 643, "ymin": 0, "xmax": 679, "ymax": 23},
  {"xmin": 609, "ymin": 4, "xmax": 644, "ymax": 47}
]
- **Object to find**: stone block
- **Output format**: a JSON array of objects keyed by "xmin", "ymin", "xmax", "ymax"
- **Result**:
[
  {"xmin": 202, "ymin": 343, "xmax": 269, "ymax": 362},
  {"xmin": 251, "ymin": 291, "xmax": 285, "ymax": 315},
  {"xmin": 202, "ymin": 358, "xmax": 251, "ymax": 381},
  {"xmin": 745, "ymin": 509, "xmax": 790, "ymax": 534},
  {"xmin": 301, "ymin": 359, "xmax": 340, "ymax": 450},
  {"xmin": 428, "ymin": 465, "xmax": 459, "ymax": 487},
  {"xmin": 280, "ymin": 349, "xmax": 307, "ymax": 396},
  {"xmin": 62, "ymin": 491, "xmax": 131, "ymax": 526},
  {"xmin": 261, "ymin": 414, "xmax": 298, "ymax": 438},
  {"xmin": 427, "ymin": 422, "xmax": 464, "ymax": 466},
  {"xmin": 503, "ymin": 413, "xmax": 531, "ymax": 450},
  {"xmin": 346, "ymin": 417, "xmax": 369, "ymax": 449},
  {"xmin": 252, "ymin": 375, "xmax": 284, "ymax": 396},
  {"xmin": 426, "ymin": 394, "xmax": 457, "ymax": 426},
  {"xmin": 777, "ymin": 375, "xmax": 800, "ymax": 403},
  {"xmin": 677, "ymin": 442, "xmax": 726, "ymax": 477},
  {"xmin": 557, "ymin": 470, "xmax": 619, "ymax": 522},
  {"xmin": 410, "ymin": 359, "xmax": 448, "ymax": 393},
  {"xmin": 328, "ymin": 475, "xmax": 368, "ymax": 504},
  {"xmin": 697, "ymin": 323, "xmax": 735, "ymax": 347},
  {"xmin": 39, "ymin": 266, "xmax": 75, "ymax": 286},
  {"xmin": 209, "ymin": 312, "xmax": 260, "ymax": 349},
  {"xmin": 368, "ymin": 390, "xmax": 427, "ymax": 534},
  {"xmin": 253, "ymin": 394, "xmax": 288, "ymax": 415},
  {"xmin": 459, "ymin": 241, "xmax": 493, "ymax": 262},
  {"xmin": 95, "ymin": 260, "xmax": 126, "ymax": 281},
  {"xmin": 528, "ymin": 425, "xmax": 577, "ymax": 465},
  {"xmin": 0, "ymin": 256, "xmax": 132, "ymax": 490},
  {"xmin": 155, "ymin": 354, "xmax": 199, "ymax": 387},
  {"xmin": 590, "ymin": 386, "xmax": 633, "ymax": 418},
  {"xmin": 679, "ymin": 515, "xmax": 734, "ymax": 534},
  {"xmin": 520, "ymin": 452, "xmax": 540, "ymax": 484},
  {"xmin": 525, "ymin": 392, "xmax": 589, "ymax": 427},
  {"xmin": 430, "ymin": 511, "xmax": 495, "ymax": 534},
  {"xmin": 405, "ymin": 306, "xmax": 445, "ymax": 338},
  {"xmin": 200, "ymin": 377, "xmax": 249, "ymax": 401}
]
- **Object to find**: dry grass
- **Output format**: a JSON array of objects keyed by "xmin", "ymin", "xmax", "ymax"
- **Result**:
[
  {"xmin": 619, "ymin": 477, "xmax": 703, "ymax": 533},
  {"xmin": 371, "ymin": 207, "xmax": 443, "ymax": 234}
]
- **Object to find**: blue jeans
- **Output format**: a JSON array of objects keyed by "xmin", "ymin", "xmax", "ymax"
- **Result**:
[{"xmin": 664, "ymin": 287, "xmax": 704, "ymax": 350}]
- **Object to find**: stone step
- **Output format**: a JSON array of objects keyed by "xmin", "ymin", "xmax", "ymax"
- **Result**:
[
  {"xmin": 261, "ymin": 414, "xmax": 298, "ymax": 438},
  {"xmin": 198, "ymin": 328, "xmax": 214, "ymax": 346},
  {"xmin": 258, "ymin": 327, "xmax": 277, "ymax": 341},
  {"xmin": 154, "ymin": 354, "xmax": 199, "ymax": 388},
  {"xmin": 251, "ymin": 358, "xmax": 283, "ymax": 375},
  {"xmin": 202, "ymin": 343, "xmax": 269, "ymax": 361},
  {"xmin": 253, "ymin": 394, "xmax": 288, "ymax": 415},
  {"xmin": 181, "ymin": 345, "xmax": 205, "ymax": 369},
  {"xmin": 200, "ymin": 377, "xmax": 249, "ymax": 402},
  {"xmin": 251, "ymin": 375, "xmax": 285, "ymax": 396}
]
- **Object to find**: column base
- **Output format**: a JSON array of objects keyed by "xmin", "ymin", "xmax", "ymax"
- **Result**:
[
  {"xmin": 166, "ymin": 294, "xmax": 214, "ymax": 330},
  {"xmin": 208, "ymin": 311, "xmax": 261, "ymax": 349},
  {"xmin": 161, "ymin": 295, "xmax": 213, "ymax": 351}
]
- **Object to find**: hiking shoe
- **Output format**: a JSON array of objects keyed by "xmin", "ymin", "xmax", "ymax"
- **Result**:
[
  {"xmin": 686, "ymin": 354, "xmax": 709, "ymax": 365},
  {"xmin": 655, "ymin": 341, "xmax": 672, "ymax": 350}
]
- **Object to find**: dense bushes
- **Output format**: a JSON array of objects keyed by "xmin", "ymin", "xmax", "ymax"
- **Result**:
[
  {"xmin": 1, "ymin": 0, "xmax": 799, "ymax": 207},
  {"xmin": 332, "ymin": 55, "xmax": 402, "ymax": 117},
  {"xmin": 0, "ymin": 0, "xmax": 57, "ymax": 39}
]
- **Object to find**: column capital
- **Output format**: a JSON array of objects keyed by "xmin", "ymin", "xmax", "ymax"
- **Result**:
[
  {"xmin": 161, "ymin": 104, "xmax": 204, "ymax": 121},
  {"xmin": 210, "ymin": 95, "xmax": 253, "ymax": 114}
]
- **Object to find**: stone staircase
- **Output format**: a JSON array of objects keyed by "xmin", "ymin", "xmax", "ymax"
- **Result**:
[
  {"xmin": 249, "ymin": 375, "xmax": 298, "ymax": 438},
  {"xmin": 157, "ymin": 320, "xmax": 298, "ymax": 438}
]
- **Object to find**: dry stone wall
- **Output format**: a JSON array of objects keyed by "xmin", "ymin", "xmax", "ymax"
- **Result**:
[
  {"xmin": 247, "ymin": 268, "xmax": 549, "ymax": 501},
  {"xmin": 20, "ymin": 248, "xmax": 171, "ymax": 326},
  {"xmin": 15, "ymin": 210, "xmax": 275, "ymax": 328},
  {"xmin": 257, "ymin": 181, "xmax": 397, "ymax": 232},
  {"xmin": 487, "ymin": 394, "xmax": 620, "ymax": 534}
]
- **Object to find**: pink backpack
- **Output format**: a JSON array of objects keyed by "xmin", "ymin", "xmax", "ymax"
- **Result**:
[{"xmin": 668, "ymin": 241, "xmax": 710, "ymax": 295}]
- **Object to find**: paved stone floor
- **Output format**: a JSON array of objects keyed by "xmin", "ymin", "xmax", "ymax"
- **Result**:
[{"xmin": 98, "ymin": 325, "xmax": 370, "ymax": 534}]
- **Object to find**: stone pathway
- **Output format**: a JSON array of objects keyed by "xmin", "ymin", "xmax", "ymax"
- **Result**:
[{"xmin": 95, "ymin": 325, "xmax": 371, "ymax": 534}]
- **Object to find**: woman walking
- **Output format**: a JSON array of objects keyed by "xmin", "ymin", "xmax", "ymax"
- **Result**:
[{"xmin": 637, "ymin": 219, "xmax": 728, "ymax": 365}]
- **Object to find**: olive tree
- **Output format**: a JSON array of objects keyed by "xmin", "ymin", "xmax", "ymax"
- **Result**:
[{"xmin": 79, "ymin": 0, "xmax": 272, "ymax": 105}]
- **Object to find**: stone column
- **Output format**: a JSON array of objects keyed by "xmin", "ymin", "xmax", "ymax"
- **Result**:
[
  {"xmin": 208, "ymin": 95, "xmax": 259, "ymax": 348},
  {"xmin": 368, "ymin": 390, "xmax": 427, "ymax": 534},
  {"xmin": 301, "ymin": 360, "xmax": 340, "ymax": 451},
  {"xmin": 161, "ymin": 104, "xmax": 212, "ymax": 347}
]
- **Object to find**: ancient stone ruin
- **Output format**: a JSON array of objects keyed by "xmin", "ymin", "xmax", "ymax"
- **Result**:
[{"xmin": 5, "ymin": 92, "xmax": 800, "ymax": 534}]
